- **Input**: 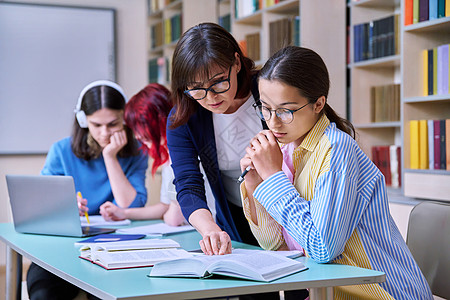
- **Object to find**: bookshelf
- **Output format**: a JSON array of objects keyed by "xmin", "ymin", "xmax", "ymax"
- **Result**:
[
  {"xmin": 349, "ymin": 0, "xmax": 450, "ymax": 202},
  {"xmin": 349, "ymin": 0, "xmax": 402, "ymax": 192},
  {"xmin": 402, "ymin": 10, "xmax": 450, "ymax": 201},
  {"xmin": 147, "ymin": 0, "xmax": 217, "ymax": 86},
  {"xmin": 146, "ymin": 0, "xmax": 346, "ymax": 116}
]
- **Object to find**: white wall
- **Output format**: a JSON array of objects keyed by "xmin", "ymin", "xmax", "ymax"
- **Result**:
[{"xmin": 0, "ymin": 0, "xmax": 148, "ymax": 266}]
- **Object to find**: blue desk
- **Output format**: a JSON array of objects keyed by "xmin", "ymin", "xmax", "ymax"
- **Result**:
[{"xmin": 0, "ymin": 221, "xmax": 385, "ymax": 300}]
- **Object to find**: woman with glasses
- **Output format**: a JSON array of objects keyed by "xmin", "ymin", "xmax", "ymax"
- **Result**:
[
  {"xmin": 240, "ymin": 46, "xmax": 432, "ymax": 299},
  {"xmin": 167, "ymin": 22, "xmax": 266, "ymax": 257}
]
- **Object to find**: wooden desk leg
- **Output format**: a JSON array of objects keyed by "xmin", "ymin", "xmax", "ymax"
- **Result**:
[
  {"xmin": 6, "ymin": 245, "xmax": 22, "ymax": 300},
  {"xmin": 309, "ymin": 287, "xmax": 333, "ymax": 300}
]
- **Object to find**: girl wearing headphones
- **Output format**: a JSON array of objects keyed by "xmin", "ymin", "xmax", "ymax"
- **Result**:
[{"xmin": 26, "ymin": 80, "xmax": 148, "ymax": 300}]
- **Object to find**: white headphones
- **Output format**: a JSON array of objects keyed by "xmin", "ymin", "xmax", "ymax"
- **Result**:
[{"xmin": 74, "ymin": 80, "xmax": 128, "ymax": 128}]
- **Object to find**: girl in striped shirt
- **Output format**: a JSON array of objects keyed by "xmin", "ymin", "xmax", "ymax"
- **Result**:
[{"xmin": 240, "ymin": 46, "xmax": 432, "ymax": 300}]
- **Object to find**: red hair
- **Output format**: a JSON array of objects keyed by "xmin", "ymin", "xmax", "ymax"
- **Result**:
[{"xmin": 124, "ymin": 83, "xmax": 172, "ymax": 175}]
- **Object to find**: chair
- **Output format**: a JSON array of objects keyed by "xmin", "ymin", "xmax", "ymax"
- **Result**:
[{"xmin": 406, "ymin": 201, "xmax": 450, "ymax": 299}]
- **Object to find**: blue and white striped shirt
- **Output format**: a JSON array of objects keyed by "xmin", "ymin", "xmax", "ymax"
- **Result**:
[{"xmin": 249, "ymin": 115, "xmax": 432, "ymax": 299}]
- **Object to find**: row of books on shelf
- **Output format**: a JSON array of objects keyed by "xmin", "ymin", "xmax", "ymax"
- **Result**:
[
  {"xmin": 405, "ymin": 0, "xmax": 450, "ymax": 26},
  {"xmin": 234, "ymin": 0, "xmax": 287, "ymax": 19},
  {"xmin": 150, "ymin": 14, "xmax": 182, "ymax": 49},
  {"xmin": 148, "ymin": 57, "xmax": 170, "ymax": 84},
  {"xmin": 269, "ymin": 16, "xmax": 300, "ymax": 56},
  {"xmin": 239, "ymin": 16, "xmax": 299, "ymax": 62},
  {"xmin": 422, "ymin": 43, "xmax": 449, "ymax": 96},
  {"xmin": 371, "ymin": 145, "xmax": 401, "ymax": 187},
  {"xmin": 148, "ymin": 0, "xmax": 179, "ymax": 15},
  {"xmin": 219, "ymin": 13, "xmax": 231, "ymax": 32},
  {"xmin": 370, "ymin": 83, "xmax": 400, "ymax": 123},
  {"xmin": 409, "ymin": 119, "xmax": 450, "ymax": 170},
  {"xmin": 353, "ymin": 14, "xmax": 399, "ymax": 63}
]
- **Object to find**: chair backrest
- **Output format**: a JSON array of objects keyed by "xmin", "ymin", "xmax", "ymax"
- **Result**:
[{"xmin": 406, "ymin": 201, "xmax": 450, "ymax": 299}]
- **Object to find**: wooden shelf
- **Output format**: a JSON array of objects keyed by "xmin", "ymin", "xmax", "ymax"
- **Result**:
[
  {"xmin": 404, "ymin": 16, "xmax": 450, "ymax": 33},
  {"xmin": 349, "ymin": 0, "xmax": 400, "ymax": 9},
  {"xmin": 351, "ymin": 55, "xmax": 400, "ymax": 68},
  {"xmin": 354, "ymin": 122, "xmax": 401, "ymax": 129}
]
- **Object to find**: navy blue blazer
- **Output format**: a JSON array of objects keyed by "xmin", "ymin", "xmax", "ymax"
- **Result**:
[{"xmin": 167, "ymin": 77, "xmax": 264, "ymax": 242}]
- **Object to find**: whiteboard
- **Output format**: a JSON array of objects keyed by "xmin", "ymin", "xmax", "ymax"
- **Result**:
[{"xmin": 0, "ymin": 2, "xmax": 116, "ymax": 154}]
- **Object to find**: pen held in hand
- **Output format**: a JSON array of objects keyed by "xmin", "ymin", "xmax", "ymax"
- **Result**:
[
  {"xmin": 237, "ymin": 166, "xmax": 252, "ymax": 183},
  {"xmin": 77, "ymin": 191, "xmax": 90, "ymax": 224}
]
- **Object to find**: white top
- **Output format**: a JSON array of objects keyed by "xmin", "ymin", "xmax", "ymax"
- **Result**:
[
  {"xmin": 212, "ymin": 96, "xmax": 262, "ymax": 207},
  {"xmin": 212, "ymin": 95, "xmax": 261, "ymax": 170}
]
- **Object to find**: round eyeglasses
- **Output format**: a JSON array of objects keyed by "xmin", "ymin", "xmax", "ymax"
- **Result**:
[
  {"xmin": 184, "ymin": 67, "xmax": 232, "ymax": 101},
  {"xmin": 253, "ymin": 102, "xmax": 311, "ymax": 124}
]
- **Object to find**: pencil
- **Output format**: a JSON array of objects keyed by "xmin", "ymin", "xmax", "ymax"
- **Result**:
[
  {"xmin": 77, "ymin": 191, "xmax": 90, "ymax": 224},
  {"xmin": 237, "ymin": 166, "xmax": 252, "ymax": 183}
]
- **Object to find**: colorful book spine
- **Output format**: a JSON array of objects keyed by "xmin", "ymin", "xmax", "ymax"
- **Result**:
[
  {"xmin": 419, "ymin": 0, "xmax": 429, "ymax": 21},
  {"xmin": 433, "ymin": 47, "xmax": 438, "ymax": 95},
  {"xmin": 428, "ymin": 119, "xmax": 435, "ymax": 169},
  {"xmin": 438, "ymin": 0, "xmax": 446, "ymax": 17},
  {"xmin": 419, "ymin": 120, "xmax": 429, "ymax": 169},
  {"xmin": 447, "ymin": 119, "xmax": 450, "ymax": 170},
  {"xmin": 437, "ymin": 44, "xmax": 449, "ymax": 95},
  {"xmin": 423, "ymin": 49, "xmax": 428, "ymax": 96},
  {"xmin": 390, "ymin": 145, "xmax": 400, "ymax": 188},
  {"xmin": 434, "ymin": 120, "xmax": 441, "ymax": 169},
  {"xmin": 405, "ymin": 0, "xmax": 414, "ymax": 25},
  {"xmin": 410, "ymin": 120, "xmax": 420, "ymax": 169},
  {"xmin": 446, "ymin": 0, "xmax": 450, "ymax": 16},
  {"xmin": 440, "ymin": 119, "xmax": 447, "ymax": 169},
  {"xmin": 413, "ymin": 0, "xmax": 420, "ymax": 23},
  {"xmin": 428, "ymin": 48, "xmax": 434, "ymax": 95},
  {"xmin": 429, "ymin": 0, "xmax": 438, "ymax": 20}
]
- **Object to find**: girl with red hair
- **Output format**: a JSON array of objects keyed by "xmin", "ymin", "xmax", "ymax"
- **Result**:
[{"xmin": 100, "ymin": 83, "xmax": 187, "ymax": 226}]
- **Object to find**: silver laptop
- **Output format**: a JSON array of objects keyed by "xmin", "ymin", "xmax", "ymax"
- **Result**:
[{"xmin": 6, "ymin": 175, "xmax": 115, "ymax": 237}]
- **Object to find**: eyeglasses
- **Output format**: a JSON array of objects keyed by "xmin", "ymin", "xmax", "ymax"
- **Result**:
[
  {"xmin": 184, "ymin": 67, "xmax": 232, "ymax": 100},
  {"xmin": 252, "ymin": 102, "xmax": 310, "ymax": 124}
]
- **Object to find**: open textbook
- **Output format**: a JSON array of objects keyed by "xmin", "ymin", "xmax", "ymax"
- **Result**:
[
  {"xmin": 149, "ymin": 249, "xmax": 307, "ymax": 282},
  {"xmin": 116, "ymin": 222, "xmax": 195, "ymax": 236},
  {"xmin": 78, "ymin": 238, "xmax": 190, "ymax": 270}
]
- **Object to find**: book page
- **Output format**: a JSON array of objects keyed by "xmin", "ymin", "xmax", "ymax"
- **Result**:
[
  {"xmin": 95, "ymin": 248, "xmax": 192, "ymax": 268},
  {"xmin": 205, "ymin": 250, "xmax": 307, "ymax": 281},
  {"xmin": 79, "ymin": 238, "xmax": 180, "ymax": 253}
]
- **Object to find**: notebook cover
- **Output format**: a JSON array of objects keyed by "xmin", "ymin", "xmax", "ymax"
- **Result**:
[{"xmin": 76, "ymin": 233, "xmax": 146, "ymax": 244}]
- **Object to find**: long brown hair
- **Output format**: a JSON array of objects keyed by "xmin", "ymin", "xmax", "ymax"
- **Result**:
[
  {"xmin": 169, "ymin": 22, "xmax": 255, "ymax": 129},
  {"xmin": 259, "ymin": 46, "xmax": 355, "ymax": 139},
  {"xmin": 72, "ymin": 85, "xmax": 139, "ymax": 160}
]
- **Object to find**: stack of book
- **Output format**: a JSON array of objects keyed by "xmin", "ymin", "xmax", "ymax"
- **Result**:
[
  {"xmin": 235, "ymin": 0, "xmax": 261, "ymax": 19},
  {"xmin": 269, "ymin": 16, "xmax": 300, "ymax": 57},
  {"xmin": 409, "ymin": 119, "xmax": 450, "ymax": 170},
  {"xmin": 245, "ymin": 32, "xmax": 260, "ymax": 62},
  {"xmin": 371, "ymin": 145, "xmax": 402, "ymax": 187},
  {"xmin": 219, "ymin": 13, "xmax": 231, "ymax": 32},
  {"xmin": 164, "ymin": 13, "xmax": 182, "ymax": 45},
  {"xmin": 148, "ymin": 57, "xmax": 170, "ymax": 85},
  {"xmin": 422, "ymin": 44, "xmax": 449, "ymax": 96},
  {"xmin": 370, "ymin": 83, "xmax": 400, "ymax": 123},
  {"xmin": 353, "ymin": 14, "xmax": 399, "ymax": 63},
  {"xmin": 404, "ymin": 0, "xmax": 449, "ymax": 26},
  {"xmin": 78, "ymin": 238, "xmax": 191, "ymax": 270},
  {"xmin": 150, "ymin": 21, "xmax": 164, "ymax": 49}
]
